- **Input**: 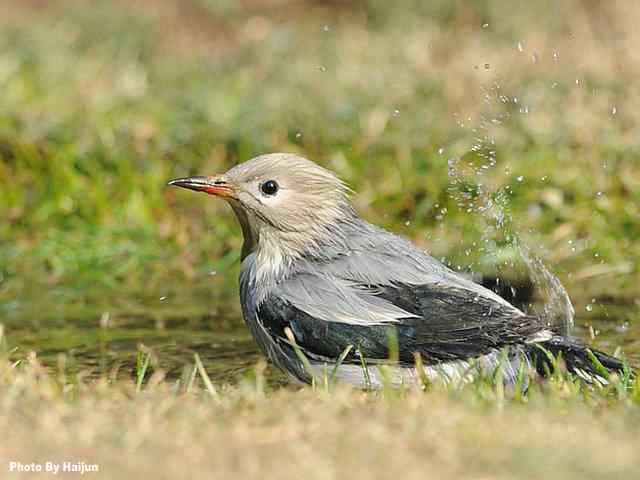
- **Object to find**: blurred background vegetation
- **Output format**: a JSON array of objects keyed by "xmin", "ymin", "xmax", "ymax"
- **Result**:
[{"xmin": 0, "ymin": 0, "xmax": 638, "ymax": 362}]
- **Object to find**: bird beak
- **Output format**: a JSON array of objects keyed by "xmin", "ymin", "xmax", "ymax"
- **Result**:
[{"xmin": 167, "ymin": 175, "xmax": 234, "ymax": 198}]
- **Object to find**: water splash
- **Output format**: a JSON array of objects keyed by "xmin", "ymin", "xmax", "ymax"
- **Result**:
[
  {"xmin": 519, "ymin": 243, "xmax": 574, "ymax": 335},
  {"xmin": 447, "ymin": 83, "xmax": 574, "ymax": 334}
]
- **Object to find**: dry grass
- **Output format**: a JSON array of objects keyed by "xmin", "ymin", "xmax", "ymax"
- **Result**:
[{"xmin": 1, "ymin": 356, "xmax": 639, "ymax": 480}]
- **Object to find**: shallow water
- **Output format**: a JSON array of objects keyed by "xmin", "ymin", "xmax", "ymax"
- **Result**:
[
  {"xmin": 3, "ymin": 273, "xmax": 639, "ymax": 386},
  {"xmin": 1, "ymin": 276, "xmax": 278, "ymax": 385}
]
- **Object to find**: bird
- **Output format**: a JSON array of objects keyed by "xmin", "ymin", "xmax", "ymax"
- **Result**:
[{"xmin": 169, "ymin": 153, "xmax": 630, "ymax": 389}]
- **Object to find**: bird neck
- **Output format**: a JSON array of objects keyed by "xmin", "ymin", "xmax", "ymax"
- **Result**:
[
  {"xmin": 230, "ymin": 201, "xmax": 260, "ymax": 261},
  {"xmin": 233, "ymin": 200, "xmax": 366, "ymax": 287},
  {"xmin": 259, "ymin": 216, "xmax": 370, "ymax": 281},
  {"xmin": 231, "ymin": 201, "xmax": 302, "ymax": 287}
]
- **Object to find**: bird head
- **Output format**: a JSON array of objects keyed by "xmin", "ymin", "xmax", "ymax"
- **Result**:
[{"xmin": 169, "ymin": 153, "xmax": 355, "ymax": 260}]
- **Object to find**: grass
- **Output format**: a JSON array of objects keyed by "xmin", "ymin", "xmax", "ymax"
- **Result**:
[
  {"xmin": 0, "ymin": 0, "xmax": 638, "ymax": 310},
  {"xmin": 1, "ymin": 350, "xmax": 639, "ymax": 479}
]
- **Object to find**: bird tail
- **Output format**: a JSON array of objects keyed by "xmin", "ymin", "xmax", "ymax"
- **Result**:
[{"xmin": 528, "ymin": 336, "xmax": 633, "ymax": 385}]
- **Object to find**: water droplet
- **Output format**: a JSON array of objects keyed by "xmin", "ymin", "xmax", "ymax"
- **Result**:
[
  {"xmin": 159, "ymin": 296, "xmax": 167, "ymax": 301},
  {"xmin": 585, "ymin": 304, "xmax": 593, "ymax": 312},
  {"xmin": 517, "ymin": 41, "xmax": 524, "ymax": 52},
  {"xmin": 322, "ymin": 25, "xmax": 330, "ymax": 32},
  {"xmin": 616, "ymin": 321, "xmax": 629, "ymax": 333},
  {"xmin": 209, "ymin": 270, "xmax": 217, "ymax": 276},
  {"xmin": 437, "ymin": 148, "xmax": 444, "ymax": 154},
  {"xmin": 404, "ymin": 220, "xmax": 411, "ymax": 226},
  {"xmin": 552, "ymin": 51, "xmax": 559, "ymax": 61},
  {"xmin": 532, "ymin": 52, "xmax": 539, "ymax": 63},
  {"xmin": 318, "ymin": 66, "xmax": 327, "ymax": 72},
  {"xmin": 295, "ymin": 132, "xmax": 303, "ymax": 139},
  {"xmin": 575, "ymin": 78, "xmax": 581, "ymax": 85},
  {"xmin": 484, "ymin": 63, "xmax": 491, "ymax": 70},
  {"xmin": 392, "ymin": 109, "xmax": 400, "ymax": 117},
  {"xmin": 611, "ymin": 105, "xmax": 617, "ymax": 115},
  {"xmin": 482, "ymin": 23, "xmax": 489, "ymax": 29},
  {"xmin": 596, "ymin": 191, "xmax": 603, "ymax": 197},
  {"xmin": 516, "ymin": 176, "xmax": 524, "ymax": 182}
]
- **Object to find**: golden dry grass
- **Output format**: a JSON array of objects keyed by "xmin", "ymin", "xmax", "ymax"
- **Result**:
[{"xmin": 1, "ymin": 356, "xmax": 639, "ymax": 480}]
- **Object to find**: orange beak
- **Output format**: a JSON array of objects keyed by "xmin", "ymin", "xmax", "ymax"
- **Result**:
[{"xmin": 167, "ymin": 175, "xmax": 234, "ymax": 198}]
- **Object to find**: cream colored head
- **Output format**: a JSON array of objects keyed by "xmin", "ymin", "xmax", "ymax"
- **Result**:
[{"xmin": 169, "ymin": 153, "xmax": 355, "ymax": 261}]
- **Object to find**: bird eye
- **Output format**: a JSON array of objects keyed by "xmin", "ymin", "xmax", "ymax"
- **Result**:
[{"xmin": 260, "ymin": 180, "xmax": 279, "ymax": 196}]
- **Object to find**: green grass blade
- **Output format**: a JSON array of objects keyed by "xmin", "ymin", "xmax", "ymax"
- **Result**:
[
  {"xmin": 358, "ymin": 348, "xmax": 372, "ymax": 390},
  {"xmin": 585, "ymin": 349, "xmax": 610, "ymax": 382},
  {"xmin": 330, "ymin": 344, "xmax": 354, "ymax": 384},
  {"xmin": 135, "ymin": 348, "xmax": 151, "ymax": 393},
  {"xmin": 413, "ymin": 352, "xmax": 431, "ymax": 391}
]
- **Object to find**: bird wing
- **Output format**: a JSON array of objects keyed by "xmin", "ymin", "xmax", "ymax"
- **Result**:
[{"xmin": 257, "ymin": 242, "xmax": 550, "ymax": 365}]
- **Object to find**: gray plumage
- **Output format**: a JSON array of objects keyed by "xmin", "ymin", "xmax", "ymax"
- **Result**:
[{"xmin": 169, "ymin": 153, "xmax": 628, "ymax": 388}]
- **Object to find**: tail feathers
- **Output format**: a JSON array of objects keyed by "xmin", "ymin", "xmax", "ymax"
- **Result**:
[{"xmin": 529, "ymin": 336, "xmax": 632, "ymax": 385}]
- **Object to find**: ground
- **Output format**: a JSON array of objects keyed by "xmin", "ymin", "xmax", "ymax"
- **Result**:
[{"xmin": 1, "ymin": 355, "xmax": 639, "ymax": 480}]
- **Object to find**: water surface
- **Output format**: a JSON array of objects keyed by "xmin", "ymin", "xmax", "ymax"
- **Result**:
[{"xmin": 3, "ymin": 276, "xmax": 638, "ymax": 385}]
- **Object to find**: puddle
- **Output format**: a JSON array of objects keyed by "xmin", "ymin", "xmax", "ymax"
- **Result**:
[{"xmin": 2, "ymin": 278, "xmax": 638, "ymax": 385}]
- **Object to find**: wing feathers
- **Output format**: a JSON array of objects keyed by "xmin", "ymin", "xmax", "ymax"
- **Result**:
[
  {"xmin": 259, "ymin": 277, "xmax": 547, "ymax": 366},
  {"xmin": 277, "ymin": 273, "xmax": 418, "ymax": 325}
]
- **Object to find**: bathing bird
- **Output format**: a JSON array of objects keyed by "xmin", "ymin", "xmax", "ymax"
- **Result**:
[{"xmin": 169, "ymin": 153, "xmax": 628, "ymax": 388}]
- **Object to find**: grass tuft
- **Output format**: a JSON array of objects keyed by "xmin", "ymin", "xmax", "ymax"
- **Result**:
[{"xmin": 135, "ymin": 345, "xmax": 151, "ymax": 393}]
